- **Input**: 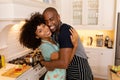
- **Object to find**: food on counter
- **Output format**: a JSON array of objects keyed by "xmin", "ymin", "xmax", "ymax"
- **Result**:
[
  {"xmin": 111, "ymin": 65, "xmax": 120, "ymax": 72},
  {"xmin": 117, "ymin": 71, "xmax": 120, "ymax": 77},
  {"xmin": 15, "ymin": 64, "xmax": 27, "ymax": 72},
  {"xmin": 1, "ymin": 64, "xmax": 31, "ymax": 78},
  {"xmin": 15, "ymin": 65, "xmax": 22, "ymax": 71}
]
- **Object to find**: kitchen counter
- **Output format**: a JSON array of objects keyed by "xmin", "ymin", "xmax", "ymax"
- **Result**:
[
  {"xmin": 0, "ymin": 63, "xmax": 16, "ymax": 80},
  {"xmin": 0, "ymin": 63, "xmax": 47, "ymax": 80},
  {"xmin": 108, "ymin": 66, "xmax": 120, "ymax": 80}
]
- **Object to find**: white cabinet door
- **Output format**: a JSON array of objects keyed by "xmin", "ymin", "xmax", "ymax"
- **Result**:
[
  {"xmin": 59, "ymin": 0, "xmax": 115, "ymax": 30},
  {"xmin": 85, "ymin": 48, "xmax": 114, "ymax": 79},
  {"xmin": 97, "ymin": 49, "xmax": 115, "ymax": 78},
  {"xmin": 86, "ymin": 49, "xmax": 99, "ymax": 76},
  {"xmin": 72, "ymin": 0, "xmax": 100, "ymax": 25}
]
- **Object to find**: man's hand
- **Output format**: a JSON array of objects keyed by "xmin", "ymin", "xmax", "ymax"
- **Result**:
[
  {"xmin": 69, "ymin": 28, "xmax": 79, "ymax": 48},
  {"xmin": 41, "ymin": 60, "xmax": 54, "ymax": 71},
  {"xmin": 69, "ymin": 28, "xmax": 79, "ymax": 61}
]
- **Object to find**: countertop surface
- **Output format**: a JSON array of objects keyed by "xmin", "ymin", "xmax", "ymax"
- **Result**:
[
  {"xmin": 0, "ymin": 63, "xmax": 16, "ymax": 80},
  {"xmin": 0, "ymin": 63, "xmax": 46, "ymax": 80},
  {"xmin": 108, "ymin": 66, "xmax": 120, "ymax": 80}
]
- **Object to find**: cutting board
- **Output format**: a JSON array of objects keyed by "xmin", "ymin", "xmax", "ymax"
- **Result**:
[
  {"xmin": 108, "ymin": 65, "xmax": 120, "ymax": 80},
  {"xmin": 1, "ymin": 65, "xmax": 31, "ymax": 78}
]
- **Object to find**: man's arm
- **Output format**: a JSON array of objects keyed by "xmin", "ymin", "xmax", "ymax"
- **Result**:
[
  {"xmin": 41, "ymin": 48, "xmax": 73, "ymax": 70},
  {"xmin": 70, "ymin": 28, "xmax": 78, "ymax": 61},
  {"xmin": 41, "ymin": 28, "xmax": 78, "ymax": 70}
]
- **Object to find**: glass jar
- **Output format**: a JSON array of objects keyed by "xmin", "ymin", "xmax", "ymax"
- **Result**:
[{"xmin": 96, "ymin": 34, "xmax": 103, "ymax": 47}]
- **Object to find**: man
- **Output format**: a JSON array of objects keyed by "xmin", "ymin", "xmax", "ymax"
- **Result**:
[{"xmin": 41, "ymin": 7, "xmax": 93, "ymax": 80}]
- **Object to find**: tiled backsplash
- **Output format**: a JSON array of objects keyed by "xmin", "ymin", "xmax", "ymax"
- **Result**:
[{"xmin": 76, "ymin": 30, "xmax": 114, "ymax": 47}]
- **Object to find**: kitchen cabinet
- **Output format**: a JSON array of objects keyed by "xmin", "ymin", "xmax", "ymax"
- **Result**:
[
  {"xmin": 72, "ymin": 0, "xmax": 100, "ymax": 26},
  {"xmin": 85, "ymin": 47, "xmax": 115, "ymax": 79},
  {"xmin": 59, "ymin": 0, "xmax": 115, "ymax": 30},
  {"xmin": 0, "ymin": 0, "xmax": 56, "ymax": 19}
]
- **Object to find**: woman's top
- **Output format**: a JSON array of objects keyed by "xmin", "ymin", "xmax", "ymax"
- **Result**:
[{"xmin": 39, "ymin": 39, "xmax": 66, "ymax": 80}]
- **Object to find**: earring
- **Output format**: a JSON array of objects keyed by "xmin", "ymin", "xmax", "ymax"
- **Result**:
[{"xmin": 36, "ymin": 36, "xmax": 39, "ymax": 39}]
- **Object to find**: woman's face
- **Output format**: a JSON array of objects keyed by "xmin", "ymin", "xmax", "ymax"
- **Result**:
[{"xmin": 35, "ymin": 23, "xmax": 52, "ymax": 40}]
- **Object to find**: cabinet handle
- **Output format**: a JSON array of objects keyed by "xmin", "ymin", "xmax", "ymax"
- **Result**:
[{"xmin": 101, "ymin": 53, "xmax": 103, "ymax": 55}]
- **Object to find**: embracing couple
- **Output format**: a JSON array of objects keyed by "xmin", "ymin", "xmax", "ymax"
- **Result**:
[{"xmin": 19, "ymin": 7, "xmax": 93, "ymax": 80}]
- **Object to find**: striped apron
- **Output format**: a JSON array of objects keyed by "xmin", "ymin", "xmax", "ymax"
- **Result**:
[{"xmin": 66, "ymin": 55, "xmax": 93, "ymax": 80}]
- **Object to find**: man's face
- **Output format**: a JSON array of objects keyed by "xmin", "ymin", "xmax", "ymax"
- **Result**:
[{"xmin": 43, "ymin": 11, "xmax": 60, "ymax": 32}]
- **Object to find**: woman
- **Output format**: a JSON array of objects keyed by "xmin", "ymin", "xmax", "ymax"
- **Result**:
[{"xmin": 19, "ymin": 12, "xmax": 78, "ymax": 80}]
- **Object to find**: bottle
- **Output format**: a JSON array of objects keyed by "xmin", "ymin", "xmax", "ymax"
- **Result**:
[
  {"xmin": 107, "ymin": 39, "xmax": 113, "ymax": 48},
  {"xmin": 104, "ymin": 36, "xmax": 110, "ymax": 47},
  {"xmin": 1, "ymin": 55, "xmax": 5, "ymax": 67},
  {"xmin": 0, "ymin": 55, "xmax": 2, "ymax": 68},
  {"xmin": 87, "ymin": 36, "xmax": 93, "ymax": 46}
]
